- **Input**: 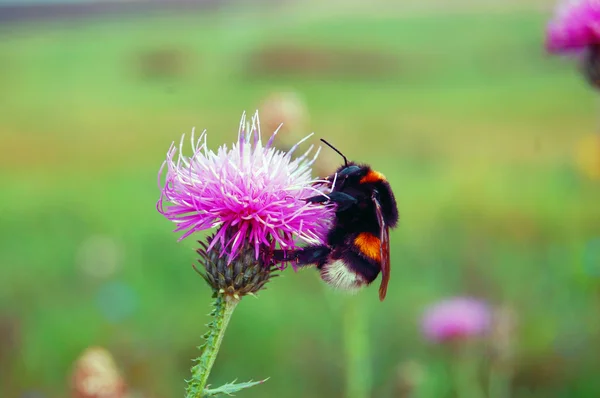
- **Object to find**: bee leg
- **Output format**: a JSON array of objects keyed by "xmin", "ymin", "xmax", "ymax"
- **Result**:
[
  {"xmin": 306, "ymin": 192, "xmax": 357, "ymax": 211},
  {"xmin": 271, "ymin": 249, "xmax": 300, "ymax": 263},
  {"xmin": 305, "ymin": 194, "xmax": 329, "ymax": 204},
  {"xmin": 271, "ymin": 245, "xmax": 331, "ymax": 267}
]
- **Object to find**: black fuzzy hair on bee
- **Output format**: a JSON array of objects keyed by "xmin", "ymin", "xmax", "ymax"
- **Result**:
[{"xmin": 271, "ymin": 139, "xmax": 399, "ymax": 301}]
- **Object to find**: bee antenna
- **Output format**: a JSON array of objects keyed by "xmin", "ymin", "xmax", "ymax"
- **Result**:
[{"xmin": 320, "ymin": 139, "xmax": 348, "ymax": 166}]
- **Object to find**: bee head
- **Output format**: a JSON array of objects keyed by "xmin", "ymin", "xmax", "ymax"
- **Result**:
[
  {"xmin": 328, "ymin": 162, "xmax": 366, "ymax": 188},
  {"xmin": 337, "ymin": 164, "xmax": 361, "ymax": 178}
]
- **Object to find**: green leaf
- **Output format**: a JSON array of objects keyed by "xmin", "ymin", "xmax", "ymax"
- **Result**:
[{"xmin": 203, "ymin": 378, "xmax": 269, "ymax": 397}]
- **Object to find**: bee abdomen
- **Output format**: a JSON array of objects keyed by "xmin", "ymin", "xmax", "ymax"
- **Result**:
[{"xmin": 320, "ymin": 260, "xmax": 368, "ymax": 293}]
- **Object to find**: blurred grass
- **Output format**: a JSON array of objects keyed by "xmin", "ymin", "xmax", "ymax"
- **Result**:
[{"xmin": 1, "ymin": 3, "xmax": 600, "ymax": 398}]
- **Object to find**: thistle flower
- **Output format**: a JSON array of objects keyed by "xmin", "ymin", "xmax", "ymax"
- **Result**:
[
  {"xmin": 156, "ymin": 111, "xmax": 333, "ymax": 397},
  {"xmin": 158, "ymin": 111, "xmax": 333, "ymax": 297},
  {"xmin": 546, "ymin": 0, "xmax": 600, "ymax": 53},
  {"xmin": 158, "ymin": 111, "xmax": 331, "ymax": 262},
  {"xmin": 545, "ymin": 0, "xmax": 600, "ymax": 87},
  {"xmin": 421, "ymin": 297, "xmax": 491, "ymax": 343},
  {"xmin": 196, "ymin": 232, "xmax": 275, "ymax": 297}
]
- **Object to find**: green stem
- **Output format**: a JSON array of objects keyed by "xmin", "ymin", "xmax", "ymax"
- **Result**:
[
  {"xmin": 488, "ymin": 366, "xmax": 511, "ymax": 398},
  {"xmin": 186, "ymin": 294, "xmax": 239, "ymax": 398},
  {"xmin": 343, "ymin": 296, "xmax": 371, "ymax": 398},
  {"xmin": 451, "ymin": 344, "xmax": 485, "ymax": 398}
]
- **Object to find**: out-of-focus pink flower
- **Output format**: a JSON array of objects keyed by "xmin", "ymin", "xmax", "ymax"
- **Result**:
[
  {"xmin": 421, "ymin": 297, "xmax": 491, "ymax": 343},
  {"xmin": 70, "ymin": 347, "xmax": 126, "ymax": 398},
  {"xmin": 546, "ymin": 0, "xmax": 600, "ymax": 53},
  {"xmin": 157, "ymin": 111, "xmax": 333, "ymax": 263},
  {"xmin": 259, "ymin": 91, "xmax": 307, "ymax": 138}
]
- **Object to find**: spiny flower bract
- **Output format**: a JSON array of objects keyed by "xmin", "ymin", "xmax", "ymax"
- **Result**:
[{"xmin": 157, "ymin": 111, "xmax": 333, "ymax": 263}]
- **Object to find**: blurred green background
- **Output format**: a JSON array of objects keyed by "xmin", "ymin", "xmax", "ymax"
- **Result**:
[{"xmin": 1, "ymin": 0, "xmax": 600, "ymax": 397}]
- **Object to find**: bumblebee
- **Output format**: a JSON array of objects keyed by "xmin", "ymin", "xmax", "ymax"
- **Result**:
[{"xmin": 273, "ymin": 140, "xmax": 399, "ymax": 301}]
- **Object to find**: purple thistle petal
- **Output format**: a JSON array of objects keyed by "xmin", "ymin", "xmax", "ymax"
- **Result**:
[
  {"xmin": 265, "ymin": 123, "xmax": 282, "ymax": 150},
  {"xmin": 158, "ymin": 111, "xmax": 334, "ymax": 263}
]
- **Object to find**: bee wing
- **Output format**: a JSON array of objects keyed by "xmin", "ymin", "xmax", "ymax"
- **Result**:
[{"xmin": 373, "ymin": 195, "xmax": 391, "ymax": 301}]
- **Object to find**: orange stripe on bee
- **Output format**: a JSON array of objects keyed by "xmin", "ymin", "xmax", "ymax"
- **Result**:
[
  {"xmin": 354, "ymin": 232, "xmax": 381, "ymax": 262},
  {"xmin": 360, "ymin": 170, "xmax": 386, "ymax": 184}
]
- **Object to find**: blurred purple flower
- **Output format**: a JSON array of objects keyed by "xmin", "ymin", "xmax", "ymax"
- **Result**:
[
  {"xmin": 421, "ymin": 297, "xmax": 491, "ymax": 343},
  {"xmin": 158, "ymin": 111, "xmax": 333, "ymax": 263},
  {"xmin": 545, "ymin": 0, "xmax": 600, "ymax": 53}
]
